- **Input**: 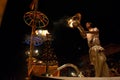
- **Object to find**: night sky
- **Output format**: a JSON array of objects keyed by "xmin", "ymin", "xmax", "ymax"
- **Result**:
[{"xmin": 0, "ymin": 0, "xmax": 120, "ymax": 79}]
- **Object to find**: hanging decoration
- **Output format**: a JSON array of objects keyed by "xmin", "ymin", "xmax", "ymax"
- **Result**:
[{"xmin": 23, "ymin": 11, "xmax": 49, "ymax": 29}]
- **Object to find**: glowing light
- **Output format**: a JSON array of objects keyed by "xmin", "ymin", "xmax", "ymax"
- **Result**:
[
  {"xmin": 68, "ymin": 19, "xmax": 74, "ymax": 28},
  {"xmin": 35, "ymin": 29, "xmax": 50, "ymax": 37},
  {"xmin": 38, "ymin": 60, "xmax": 43, "ymax": 64},
  {"xmin": 25, "ymin": 49, "xmax": 39, "ymax": 56},
  {"xmin": 34, "ymin": 49, "xmax": 38, "ymax": 53}
]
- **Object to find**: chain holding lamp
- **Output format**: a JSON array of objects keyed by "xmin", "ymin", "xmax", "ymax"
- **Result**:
[{"xmin": 23, "ymin": 0, "xmax": 49, "ymax": 79}]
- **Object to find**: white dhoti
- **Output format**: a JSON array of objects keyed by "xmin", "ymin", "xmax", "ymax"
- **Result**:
[{"xmin": 89, "ymin": 45, "xmax": 109, "ymax": 77}]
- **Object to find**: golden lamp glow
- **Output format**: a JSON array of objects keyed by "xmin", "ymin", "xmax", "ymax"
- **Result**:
[
  {"xmin": 68, "ymin": 19, "xmax": 74, "ymax": 28},
  {"xmin": 35, "ymin": 29, "xmax": 50, "ymax": 37}
]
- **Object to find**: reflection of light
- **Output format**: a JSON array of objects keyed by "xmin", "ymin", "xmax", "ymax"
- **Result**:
[
  {"xmin": 71, "ymin": 72, "xmax": 77, "ymax": 77},
  {"xmin": 35, "ymin": 29, "xmax": 49, "ymax": 37},
  {"xmin": 78, "ymin": 72, "xmax": 84, "ymax": 77}
]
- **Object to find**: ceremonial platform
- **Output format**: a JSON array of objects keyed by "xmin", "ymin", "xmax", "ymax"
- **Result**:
[
  {"xmin": 50, "ymin": 77, "xmax": 120, "ymax": 80},
  {"xmin": 31, "ymin": 76, "xmax": 120, "ymax": 80}
]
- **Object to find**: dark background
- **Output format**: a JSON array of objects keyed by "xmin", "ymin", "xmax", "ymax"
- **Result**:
[{"xmin": 0, "ymin": 0, "xmax": 120, "ymax": 80}]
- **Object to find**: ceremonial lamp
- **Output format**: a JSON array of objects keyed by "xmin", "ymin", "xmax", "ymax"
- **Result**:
[
  {"xmin": 67, "ymin": 13, "xmax": 86, "ymax": 39},
  {"xmin": 23, "ymin": 0, "xmax": 49, "ymax": 79}
]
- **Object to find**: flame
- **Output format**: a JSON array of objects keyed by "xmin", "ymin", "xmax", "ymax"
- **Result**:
[{"xmin": 68, "ymin": 19, "xmax": 74, "ymax": 28}]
